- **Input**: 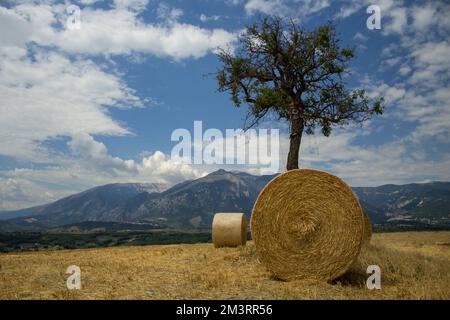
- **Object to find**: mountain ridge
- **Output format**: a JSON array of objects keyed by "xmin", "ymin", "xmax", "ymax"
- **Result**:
[{"xmin": 1, "ymin": 170, "xmax": 449, "ymax": 232}]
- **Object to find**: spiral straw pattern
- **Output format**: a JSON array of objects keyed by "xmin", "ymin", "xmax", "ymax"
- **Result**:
[{"xmin": 251, "ymin": 169, "xmax": 364, "ymax": 281}]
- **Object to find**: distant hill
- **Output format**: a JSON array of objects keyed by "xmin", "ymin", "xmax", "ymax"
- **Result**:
[
  {"xmin": 0, "ymin": 183, "xmax": 168, "ymax": 229},
  {"xmin": 0, "ymin": 170, "xmax": 449, "ymax": 232},
  {"xmin": 353, "ymin": 182, "xmax": 450, "ymax": 222},
  {"xmin": 0, "ymin": 170, "xmax": 274, "ymax": 231}
]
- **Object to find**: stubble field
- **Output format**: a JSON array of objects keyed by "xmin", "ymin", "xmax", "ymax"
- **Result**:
[{"xmin": 0, "ymin": 231, "xmax": 449, "ymax": 299}]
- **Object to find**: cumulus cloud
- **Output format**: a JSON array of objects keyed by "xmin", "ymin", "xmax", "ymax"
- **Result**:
[
  {"xmin": 381, "ymin": 4, "xmax": 450, "ymax": 142},
  {"xmin": 385, "ymin": 7, "xmax": 408, "ymax": 34},
  {"xmin": 411, "ymin": 4, "xmax": 435, "ymax": 31},
  {"xmin": 0, "ymin": 176, "xmax": 74, "ymax": 211},
  {"xmin": 243, "ymin": 0, "xmax": 330, "ymax": 18},
  {"xmin": 0, "ymin": 46, "xmax": 142, "ymax": 161},
  {"xmin": 156, "ymin": 2, "xmax": 183, "ymax": 21},
  {"xmin": 55, "ymin": 12, "xmax": 236, "ymax": 59},
  {"xmin": 113, "ymin": 0, "xmax": 149, "ymax": 12},
  {"xmin": 273, "ymin": 125, "xmax": 450, "ymax": 187},
  {"xmin": 335, "ymin": 0, "xmax": 365, "ymax": 19},
  {"xmin": 335, "ymin": 0, "xmax": 450, "ymax": 38},
  {"xmin": 68, "ymin": 134, "xmax": 138, "ymax": 176},
  {"xmin": 0, "ymin": 2, "xmax": 237, "ymax": 60},
  {"xmin": 140, "ymin": 151, "xmax": 208, "ymax": 183},
  {"xmin": 0, "ymin": 146, "xmax": 209, "ymax": 210}
]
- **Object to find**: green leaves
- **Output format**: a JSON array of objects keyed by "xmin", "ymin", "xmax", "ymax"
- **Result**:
[
  {"xmin": 315, "ymin": 25, "xmax": 332, "ymax": 48},
  {"xmin": 254, "ymin": 86, "xmax": 290, "ymax": 112},
  {"xmin": 321, "ymin": 122, "xmax": 332, "ymax": 137},
  {"xmin": 373, "ymin": 97, "xmax": 385, "ymax": 115},
  {"xmin": 341, "ymin": 48, "xmax": 355, "ymax": 59},
  {"xmin": 215, "ymin": 16, "xmax": 385, "ymax": 134}
]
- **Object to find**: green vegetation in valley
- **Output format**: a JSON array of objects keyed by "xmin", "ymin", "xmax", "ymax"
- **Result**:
[{"xmin": 0, "ymin": 230, "xmax": 212, "ymax": 253}]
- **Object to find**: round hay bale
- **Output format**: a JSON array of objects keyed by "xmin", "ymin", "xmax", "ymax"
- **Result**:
[
  {"xmin": 363, "ymin": 211, "xmax": 372, "ymax": 243},
  {"xmin": 212, "ymin": 213, "xmax": 247, "ymax": 248},
  {"xmin": 250, "ymin": 169, "xmax": 364, "ymax": 281}
]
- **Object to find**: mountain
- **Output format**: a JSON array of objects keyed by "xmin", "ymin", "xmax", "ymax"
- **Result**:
[
  {"xmin": 0, "ymin": 183, "xmax": 168, "ymax": 228},
  {"xmin": 353, "ymin": 182, "xmax": 450, "ymax": 223},
  {"xmin": 0, "ymin": 170, "xmax": 449, "ymax": 232},
  {"xmin": 0, "ymin": 170, "xmax": 275, "ymax": 231},
  {"xmin": 108, "ymin": 169, "xmax": 275, "ymax": 228}
]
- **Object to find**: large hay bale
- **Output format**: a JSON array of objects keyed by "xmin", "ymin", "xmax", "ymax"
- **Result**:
[
  {"xmin": 212, "ymin": 213, "xmax": 247, "ymax": 248},
  {"xmin": 250, "ymin": 169, "xmax": 364, "ymax": 281},
  {"xmin": 363, "ymin": 211, "xmax": 372, "ymax": 243}
]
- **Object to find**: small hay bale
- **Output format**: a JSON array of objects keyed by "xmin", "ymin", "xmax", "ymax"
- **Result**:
[
  {"xmin": 212, "ymin": 213, "xmax": 247, "ymax": 248},
  {"xmin": 363, "ymin": 211, "xmax": 372, "ymax": 243},
  {"xmin": 250, "ymin": 169, "xmax": 364, "ymax": 281}
]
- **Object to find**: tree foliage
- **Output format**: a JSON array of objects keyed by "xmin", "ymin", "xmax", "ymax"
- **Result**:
[{"xmin": 216, "ymin": 17, "xmax": 384, "ymax": 170}]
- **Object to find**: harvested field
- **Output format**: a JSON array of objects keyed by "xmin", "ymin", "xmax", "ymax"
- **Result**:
[{"xmin": 0, "ymin": 231, "xmax": 449, "ymax": 300}]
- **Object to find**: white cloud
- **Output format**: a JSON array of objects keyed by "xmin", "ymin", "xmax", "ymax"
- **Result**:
[
  {"xmin": 156, "ymin": 3, "xmax": 183, "ymax": 21},
  {"xmin": 0, "ymin": 3, "xmax": 237, "ymax": 61},
  {"xmin": 361, "ymin": 1, "xmax": 450, "ymax": 147},
  {"xmin": 140, "ymin": 151, "xmax": 208, "ymax": 183},
  {"xmin": 244, "ymin": 0, "xmax": 285, "ymax": 15},
  {"xmin": 0, "ymin": 47, "xmax": 141, "ymax": 161},
  {"xmin": 0, "ymin": 147, "xmax": 209, "ymax": 210},
  {"xmin": 113, "ymin": 0, "xmax": 149, "ymax": 12},
  {"xmin": 200, "ymin": 14, "xmax": 220, "ymax": 22},
  {"xmin": 243, "ymin": 0, "xmax": 330, "ymax": 18},
  {"xmin": 411, "ymin": 4, "xmax": 436, "ymax": 31},
  {"xmin": 78, "ymin": 0, "xmax": 102, "ymax": 5},
  {"xmin": 335, "ymin": 0, "xmax": 449, "ymax": 39},
  {"xmin": 67, "ymin": 134, "xmax": 208, "ymax": 185},
  {"xmin": 335, "ymin": 0, "xmax": 365, "ymax": 19},
  {"xmin": 384, "ymin": 7, "xmax": 408, "ymax": 35},
  {"xmin": 353, "ymin": 32, "xmax": 368, "ymax": 42},
  {"xmin": 0, "ymin": 176, "xmax": 78, "ymax": 211},
  {"xmin": 0, "ymin": 3, "xmax": 58, "ymax": 48},
  {"xmin": 59, "ymin": 7, "xmax": 235, "ymax": 60},
  {"xmin": 68, "ymin": 134, "xmax": 138, "ymax": 176},
  {"xmin": 411, "ymin": 42, "xmax": 450, "ymax": 70},
  {"xmin": 298, "ymin": 130, "xmax": 450, "ymax": 187},
  {"xmin": 398, "ymin": 64, "xmax": 411, "ymax": 76}
]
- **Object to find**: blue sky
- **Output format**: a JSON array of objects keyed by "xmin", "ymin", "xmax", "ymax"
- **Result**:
[{"xmin": 0, "ymin": 0, "xmax": 449, "ymax": 210}]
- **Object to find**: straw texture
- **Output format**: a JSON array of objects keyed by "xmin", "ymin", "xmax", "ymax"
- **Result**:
[
  {"xmin": 363, "ymin": 211, "xmax": 372, "ymax": 243},
  {"xmin": 212, "ymin": 213, "xmax": 247, "ymax": 248},
  {"xmin": 250, "ymin": 169, "xmax": 364, "ymax": 281}
]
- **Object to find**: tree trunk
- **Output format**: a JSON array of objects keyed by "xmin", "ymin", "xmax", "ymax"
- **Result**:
[{"xmin": 286, "ymin": 109, "xmax": 304, "ymax": 171}]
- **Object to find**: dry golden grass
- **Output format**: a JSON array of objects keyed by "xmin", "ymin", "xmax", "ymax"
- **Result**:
[{"xmin": 0, "ymin": 231, "xmax": 449, "ymax": 300}]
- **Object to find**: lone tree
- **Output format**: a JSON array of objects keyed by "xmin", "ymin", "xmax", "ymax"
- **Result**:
[{"xmin": 216, "ymin": 17, "xmax": 384, "ymax": 170}]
